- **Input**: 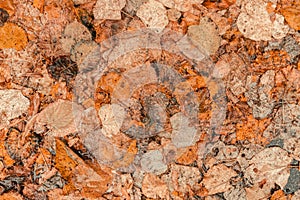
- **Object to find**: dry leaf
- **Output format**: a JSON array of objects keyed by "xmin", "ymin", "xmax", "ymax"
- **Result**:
[
  {"xmin": 98, "ymin": 103, "xmax": 126, "ymax": 138},
  {"xmin": 244, "ymin": 147, "xmax": 293, "ymax": 199},
  {"xmin": 162, "ymin": 164, "xmax": 202, "ymax": 195},
  {"xmin": 0, "ymin": 89, "xmax": 30, "ymax": 129},
  {"xmin": 245, "ymin": 70, "xmax": 275, "ymax": 120},
  {"xmin": 201, "ymin": 164, "xmax": 237, "ymax": 196},
  {"xmin": 55, "ymin": 139, "xmax": 112, "ymax": 198},
  {"xmin": 0, "ymin": 22, "xmax": 28, "ymax": 50},
  {"xmin": 263, "ymin": 103, "xmax": 300, "ymax": 140},
  {"xmin": 70, "ymin": 40, "xmax": 98, "ymax": 65},
  {"xmin": 35, "ymin": 100, "xmax": 83, "ymax": 137}
]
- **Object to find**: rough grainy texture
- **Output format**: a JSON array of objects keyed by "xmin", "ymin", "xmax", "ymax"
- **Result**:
[
  {"xmin": 93, "ymin": 0, "xmax": 126, "ymax": 20},
  {"xmin": 60, "ymin": 21, "xmax": 92, "ymax": 53},
  {"xmin": 237, "ymin": 0, "xmax": 289, "ymax": 41},
  {"xmin": 188, "ymin": 17, "xmax": 221, "ymax": 55},
  {"xmin": 136, "ymin": 0, "xmax": 169, "ymax": 31},
  {"xmin": 0, "ymin": 0, "xmax": 299, "ymax": 199}
]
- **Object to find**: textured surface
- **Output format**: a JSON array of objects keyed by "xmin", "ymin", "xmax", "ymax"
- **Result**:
[{"xmin": 0, "ymin": 0, "xmax": 299, "ymax": 199}]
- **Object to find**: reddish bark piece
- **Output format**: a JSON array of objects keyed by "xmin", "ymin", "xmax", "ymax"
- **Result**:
[
  {"xmin": 0, "ymin": 140, "xmax": 15, "ymax": 167},
  {"xmin": 32, "ymin": 0, "xmax": 44, "ymax": 12}
]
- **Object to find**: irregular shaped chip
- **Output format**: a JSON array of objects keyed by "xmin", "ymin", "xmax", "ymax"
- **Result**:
[
  {"xmin": 142, "ymin": 173, "xmax": 168, "ymax": 199},
  {"xmin": 93, "ymin": 0, "xmax": 126, "ymax": 20},
  {"xmin": 284, "ymin": 137, "xmax": 300, "ymax": 160},
  {"xmin": 237, "ymin": 0, "xmax": 289, "ymax": 41},
  {"xmin": 188, "ymin": 17, "xmax": 221, "ymax": 55},
  {"xmin": 0, "ymin": 89, "xmax": 29, "ymax": 128},
  {"xmin": 171, "ymin": 112, "xmax": 198, "ymax": 148},
  {"xmin": 60, "ymin": 21, "xmax": 92, "ymax": 53},
  {"xmin": 71, "ymin": 40, "xmax": 99, "ymax": 65},
  {"xmin": 0, "ymin": 22, "xmax": 28, "ymax": 50},
  {"xmin": 136, "ymin": 0, "xmax": 169, "ymax": 32},
  {"xmin": 140, "ymin": 150, "xmax": 167, "ymax": 175},
  {"xmin": 162, "ymin": 164, "xmax": 202, "ymax": 195},
  {"xmin": 223, "ymin": 184, "xmax": 247, "ymax": 200}
]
